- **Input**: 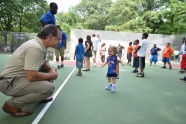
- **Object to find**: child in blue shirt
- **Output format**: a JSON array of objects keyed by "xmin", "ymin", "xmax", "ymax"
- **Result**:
[
  {"xmin": 74, "ymin": 38, "xmax": 84, "ymax": 76},
  {"xmin": 102, "ymin": 46, "xmax": 124, "ymax": 93}
]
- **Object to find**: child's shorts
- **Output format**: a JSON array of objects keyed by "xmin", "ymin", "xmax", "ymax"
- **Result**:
[
  {"xmin": 150, "ymin": 55, "xmax": 158, "ymax": 62},
  {"xmin": 162, "ymin": 57, "xmax": 170, "ymax": 63},
  {"xmin": 133, "ymin": 57, "xmax": 139, "ymax": 68},
  {"xmin": 106, "ymin": 73, "xmax": 119, "ymax": 79},
  {"xmin": 76, "ymin": 59, "xmax": 83, "ymax": 68}
]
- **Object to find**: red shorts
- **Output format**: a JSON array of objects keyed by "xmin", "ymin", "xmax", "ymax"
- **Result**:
[{"xmin": 181, "ymin": 54, "xmax": 186, "ymax": 68}]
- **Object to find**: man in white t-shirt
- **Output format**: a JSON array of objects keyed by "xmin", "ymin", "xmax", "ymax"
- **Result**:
[
  {"xmin": 136, "ymin": 32, "xmax": 149, "ymax": 77},
  {"xmin": 92, "ymin": 34, "xmax": 101, "ymax": 66}
]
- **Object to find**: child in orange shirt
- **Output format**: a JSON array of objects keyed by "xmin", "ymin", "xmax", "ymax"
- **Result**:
[
  {"xmin": 132, "ymin": 40, "xmax": 139, "ymax": 73},
  {"xmin": 127, "ymin": 42, "xmax": 133, "ymax": 65},
  {"xmin": 162, "ymin": 43, "xmax": 174, "ymax": 69}
]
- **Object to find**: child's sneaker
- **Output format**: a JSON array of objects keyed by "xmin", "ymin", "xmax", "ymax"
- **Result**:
[
  {"xmin": 57, "ymin": 64, "xmax": 61, "ymax": 69},
  {"xmin": 131, "ymin": 70, "xmax": 138, "ymax": 73},
  {"xmin": 61, "ymin": 64, "xmax": 64, "ymax": 68},
  {"xmin": 111, "ymin": 85, "xmax": 116, "ymax": 93},
  {"xmin": 105, "ymin": 83, "xmax": 112, "ymax": 90},
  {"xmin": 136, "ymin": 73, "xmax": 144, "ymax": 77}
]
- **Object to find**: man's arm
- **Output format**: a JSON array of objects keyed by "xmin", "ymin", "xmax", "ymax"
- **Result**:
[
  {"xmin": 25, "ymin": 69, "xmax": 57, "ymax": 82},
  {"xmin": 25, "ymin": 61, "xmax": 57, "ymax": 82}
]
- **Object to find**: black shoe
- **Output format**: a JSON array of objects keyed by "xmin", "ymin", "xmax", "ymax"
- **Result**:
[
  {"xmin": 179, "ymin": 70, "xmax": 185, "ymax": 73},
  {"xmin": 61, "ymin": 64, "xmax": 64, "ymax": 68},
  {"xmin": 132, "ymin": 70, "xmax": 138, "ymax": 73},
  {"xmin": 57, "ymin": 65, "xmax": 61, "ymax": 69},
  {"xmin": 169, "ymin": 66, "xmax": 172, "ymax": 69},
  {"xmin": 162, "ymin": 66, "xmax": 166, "ymax": 69},
  {"xmin": 180, "ymin": 77, "xmax": 186, "ymax": 81}
]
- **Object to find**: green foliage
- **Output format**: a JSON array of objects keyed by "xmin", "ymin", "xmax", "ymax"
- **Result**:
[
  {"xmin": 0, "ymin": 0, "xmax": 48, "ymax": 32},
  {"xmin": 0, "ymin": 0, "xmax": 185, "ymax": 35},
  {"xmin": 73, "ymin": 0, "xmax": 112, "ymax": 30}
]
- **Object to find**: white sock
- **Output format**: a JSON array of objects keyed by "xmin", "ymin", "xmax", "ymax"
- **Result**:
[
  {"xmin": 112, "ymin": 84, "xmax": 115, "ymax": 87},
  {"xmin": 108, "ymin": 83, "xmax": 111, "ymax": 85}
]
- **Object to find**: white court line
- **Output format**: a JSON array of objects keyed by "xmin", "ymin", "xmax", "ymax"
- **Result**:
[{"xmin": 32, "ymin": 67, "xmax": 76, "ymax": 124}]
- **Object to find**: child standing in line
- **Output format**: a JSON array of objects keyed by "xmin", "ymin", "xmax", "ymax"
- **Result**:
[
  {"xmin": 127, "ymin": 42, "xmax": 133, "ymax": 65},
  {"xmin": 150, "ymin": 44, "xmax": 161, "ymax": 66},
  {"xmin": 132, "ymin": 39, "xmax": 140, "ymax": 73},
  {"xmin": 100, "ymin": 43, "xmax": 106, "ymax": 63},
  {"xmin": 74, "ymin": 38, "xmax": 84, "ymax": 76},
  {"xmin": 102, "ymin": 46, "xmax": 124, "ymax": 93},
  {"xmin": 162, "ymin": 43, "xmax": 174, "ymax": 69}
]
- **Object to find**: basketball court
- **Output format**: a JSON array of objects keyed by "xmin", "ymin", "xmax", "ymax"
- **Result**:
[{"xmin": 0, "ymin": 54, "xmax": 186, "ymax": 124}]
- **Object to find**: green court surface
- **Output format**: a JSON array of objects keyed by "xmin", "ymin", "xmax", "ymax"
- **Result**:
[{"xmin": 0, "ymin": 54, "xmax": 186, "ymax": 124}]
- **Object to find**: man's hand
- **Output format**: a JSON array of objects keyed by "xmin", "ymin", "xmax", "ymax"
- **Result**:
[{"xmin": 49, "ymin": 68, "xmax": 58, "ymax": 80}]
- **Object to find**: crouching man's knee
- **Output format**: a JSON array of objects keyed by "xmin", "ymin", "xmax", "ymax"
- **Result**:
[{"xmin": 41, "ymin": 83, "xmax": 55, "ymax": 97}]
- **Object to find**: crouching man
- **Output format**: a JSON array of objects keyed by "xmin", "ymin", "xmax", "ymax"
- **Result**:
[{"xmin": 0, "ymin": 25, "xmax": 61, "ymax": 117}]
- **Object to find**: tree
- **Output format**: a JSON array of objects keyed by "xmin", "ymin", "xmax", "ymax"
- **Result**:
[{"xmin": 73, "ymin": 0, "xmax": 112, "ymax": 30}]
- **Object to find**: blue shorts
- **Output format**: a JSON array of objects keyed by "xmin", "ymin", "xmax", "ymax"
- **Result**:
[
  {"xmin": 76, "ymin": 59, "xmax": 83, "ymax": 68},
  {"xmin": 162, "ymin": 57, "xmax": 170, "ymax": 63},
  {"xmin": 150, "ymin": 55, "xmax": 158, "ymax": 62}
]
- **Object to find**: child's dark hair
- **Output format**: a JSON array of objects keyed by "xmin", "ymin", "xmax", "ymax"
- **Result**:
[
  {"xmin": 134, "ymin": 39, "xmax": 139, "ymax": 44},
  {"xmin": 108, "ymin": 46, "xmax": 118, "ymax": 54},
  {"xmin": 101, "ymin": 43, "xmax": 105, "ymax": 47},
  {"xmin": 78, "ymin": 38, "xmax": 83, "ymax": 43},
  {"xmin": 129, "ymin": 42, "xmax": 132, "ymax": 45},
  {"xmin": 86, "ymin": 35, "xmax": 91, "ymax": 42},
  {"xmin": 142, "ymin": 32, "xmax": 148, "ymax": 39}
]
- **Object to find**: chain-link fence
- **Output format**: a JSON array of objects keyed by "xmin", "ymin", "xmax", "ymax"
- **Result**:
[{"xmin": 0, "ymin": 32, "xmax": 36, "ymax": 53}]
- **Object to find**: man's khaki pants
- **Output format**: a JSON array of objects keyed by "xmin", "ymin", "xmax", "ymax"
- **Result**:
[{"xmin": 0, "ymin": 76, "xmax": 54, "ymax": 112}]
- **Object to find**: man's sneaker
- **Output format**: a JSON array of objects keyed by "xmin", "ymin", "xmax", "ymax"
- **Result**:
[
  {"xmin": 105, "ymin": 83, "xmax": 112, "ymax": 90},
  {"xmin": 132, "ymin": 70, "xmax": 138, "ymax": 73},
  {"xmin": 79, "ymin": 72, "xmax": 82, "ymax": 76},
  {"xmin": 111, "ymin": 85, "xmax": 116, "ymax": 93},
  {"xmin": 162, "ymin": 66, "xmax": 166, "ymax": 69},
  {"xmin": 75, "ymin": 72, "xmax": 82, "ymax": 76},
  {"xmin": 169, "ymin": 66, "xmax": 172, "ymax": 69}
]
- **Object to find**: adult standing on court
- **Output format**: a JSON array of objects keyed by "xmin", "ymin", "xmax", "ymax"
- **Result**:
[
  {"xmin": 0, "ymin": 25, "xmax": 60, "ymax": 117},
  {"xmin": 55, "ymin": 26, "xmax": 67, "ymax": 69},
  {"xmin": 150, "ymin": 44, "xmax": 161, "ymax": 66},
  {"xmin": 83, "ymin": 35, "xmax": 93, "ymax": 71},
  {"xmin": 40, "ymin": 2, "xmax": 58, "ymax": 61},
  {"xmin": 136, "ymin": 32, "xmax": 149, "ymax": 77},
  {"xmin": 117, "ymin": 43, "xmax": 125, "ymax": 59},
  {"xmin": 92, "ymin": 34, "xmax": 101, "ymax": 66},
  {"xmin": 40, "ymin": 2, "xmax": 58, "ymax": 27},
  {"xmin": 162, "ymin": 43, "xmax": 174, "ymax": 69},
  {"xmin": 179, "ymin": 38, "xmax": 186, "ymax": 73}
]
